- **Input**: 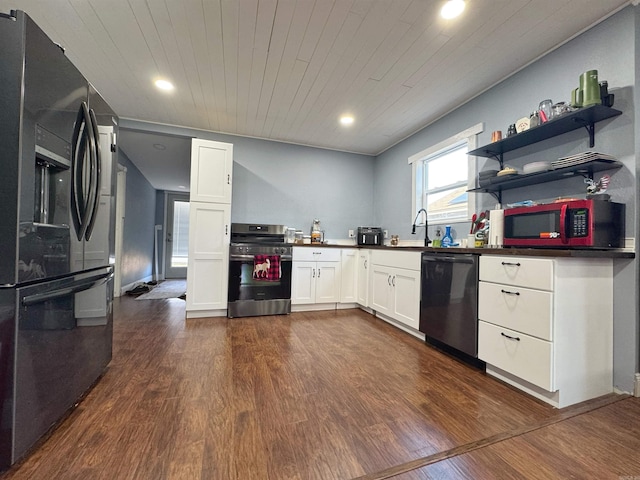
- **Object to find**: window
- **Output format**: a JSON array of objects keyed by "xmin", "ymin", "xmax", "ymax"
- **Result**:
[
  {"xmin": 170, "ymin": 200, "xmax": 190, "ymax": 268},
  {"xmin": 409, "ymin": 123, "xmax": 482, "ymax": 225}
]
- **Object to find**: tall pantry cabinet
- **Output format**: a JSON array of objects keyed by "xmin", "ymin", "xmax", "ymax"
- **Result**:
[{"xmin": 186, "ymin": 139, "xmax": 233, "ymax": 318}]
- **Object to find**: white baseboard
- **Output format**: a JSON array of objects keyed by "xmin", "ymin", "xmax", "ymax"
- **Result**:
[
  {"xmin": 337, "ymin": 302, "xmax": 357, "ymax": 309},
  {"xmin": 374, "ymin": 312, "xmax": 425, "ymax": 340},
  {"xmin": 291, "ymin": 303, "xmax": 338, "ymax": 313},
  {"xmin": 185, "ymin": 309, "xmax": 227, "ymax": 319}
]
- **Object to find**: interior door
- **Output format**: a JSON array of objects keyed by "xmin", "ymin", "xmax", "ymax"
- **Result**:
[{"xmin": 165, "ymin": 193, "xmax": 190, "ymax": 279}]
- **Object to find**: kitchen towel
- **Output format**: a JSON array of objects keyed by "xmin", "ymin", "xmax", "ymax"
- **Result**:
[
  {"xmin": 489, "ymin": 209, "xmax": 504, "ymax": 246},
  {"xmin": 253, "ymin": 255, "xmax": 281, "ymax": 281}
]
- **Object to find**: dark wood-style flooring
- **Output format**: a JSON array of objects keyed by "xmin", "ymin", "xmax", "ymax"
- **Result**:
[{"xmin": 1, "ymin": 295, "xmax": 639, "ymax": 479}]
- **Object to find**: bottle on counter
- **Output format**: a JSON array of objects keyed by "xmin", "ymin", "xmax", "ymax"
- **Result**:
[
  {"xmin": 441, "ymin": 225, "xmax": 453, "ymax": 247},
  {"xmin": 311, "ymin": 219, "xmax": 322, "ymax": 244},
  {"xmin": 432, "ymin": 228, "xmax": 442, "ymax": 247}
]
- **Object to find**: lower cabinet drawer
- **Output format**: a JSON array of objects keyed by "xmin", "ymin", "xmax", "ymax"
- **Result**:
[
  {"xmin": 478, "ymin": 321, "xmax": 554, "ymax": 391},
  {"xmin": 478, "ymin": 281, "xmax": 553, "ymax": 341}
]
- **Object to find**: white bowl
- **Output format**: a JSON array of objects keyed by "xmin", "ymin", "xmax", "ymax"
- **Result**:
[{"xmin": 523, "ymin": 161, "xmax": 551, "ymax": 174}]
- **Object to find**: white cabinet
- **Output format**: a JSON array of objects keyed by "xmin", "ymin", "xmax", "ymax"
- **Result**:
[
  {"xmin": 357, "ymin": 249, "xmax": 370, "ymax": 307},
  {"xmin": 189, "ymin": 139, "xmax": 233, "ymax": 204},
  {"xmin": 370, "ymin": 250, "xmax": 421, "ymax": 331},
  {"xmin": 292, "ymin": 248, "xmax": 341, "ymax": 306},
  {"xmin": 340, "ymin": 249, "xmax": 358, "ymax": 303},
  {"xmin": 478, "ymin": 255, "xmax": 613, "ymax": 408},
  {"xmin": 186, "ymin": 139, "xmax": 233, "ymax": 318},
  {"xmin": 186, "ymin": 202, "xmax": 231, "ymax": 313}
]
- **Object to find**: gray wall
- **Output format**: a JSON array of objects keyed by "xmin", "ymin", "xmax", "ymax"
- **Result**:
[
  {"xmin": 120, "ymin": 120, "xmax": 376, "ymax": 240},
  {"xmin": 375, "ymin": 7, "xmax": 636, "ymax": 241},
  {"xmin": 118, "ymin": 150, "xmax": 157, "ymax": 287},
  {"xmin": 375, "ymin": 6, "xmax": 639, "ymax": 392}
]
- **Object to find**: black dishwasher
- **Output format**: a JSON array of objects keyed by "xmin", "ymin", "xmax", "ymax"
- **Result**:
[{"xmin": 420, "ymin": 252, "xmax": 479, "ymax": 359}]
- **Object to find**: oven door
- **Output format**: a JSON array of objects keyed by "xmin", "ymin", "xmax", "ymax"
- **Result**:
[{"xmin": 227, "ymin": 253, "xmax": 292, "ymax": 317}]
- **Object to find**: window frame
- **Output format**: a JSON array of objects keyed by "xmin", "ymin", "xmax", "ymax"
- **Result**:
[{"xmin": 409, "ymin": 123, "xmax": 483, "ymax": 226}]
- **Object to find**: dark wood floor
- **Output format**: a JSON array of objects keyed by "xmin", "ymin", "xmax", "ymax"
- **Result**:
[{"xmin": 1, "ymin": 296, "xmax": 638, "ymax": 479}]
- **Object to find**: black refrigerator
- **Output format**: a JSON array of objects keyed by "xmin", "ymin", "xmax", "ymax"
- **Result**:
[{"xmin": 0, "ymin": 10, "xmax": 118, "ymax": 468}]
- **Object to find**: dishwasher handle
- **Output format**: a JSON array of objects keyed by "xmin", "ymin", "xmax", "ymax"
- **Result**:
[{"xmin": 421, "ymin": 254, "xmax": 476, "ymax": 264}]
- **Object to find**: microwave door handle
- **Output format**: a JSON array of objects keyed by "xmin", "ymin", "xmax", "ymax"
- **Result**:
[
  {"xmin": 84, "ymin": 108, "xmax": 101, "ymax": 241},
  {"xmin": 560, "ymin": 203, "xmax": 568, "ymax": 244}
]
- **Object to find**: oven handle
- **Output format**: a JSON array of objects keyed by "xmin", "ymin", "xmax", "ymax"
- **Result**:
[{"xmin": 229, "ymin": 254, "xmax": 292, "ymax": 261}]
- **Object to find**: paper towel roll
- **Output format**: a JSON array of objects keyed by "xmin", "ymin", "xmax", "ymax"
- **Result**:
[{"xmin": 489, "ymin": 209, "xmax": 504, "ymax": 247}]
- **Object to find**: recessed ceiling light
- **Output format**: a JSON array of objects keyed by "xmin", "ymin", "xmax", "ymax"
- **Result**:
[
  {"xmin": 340, "ymin": 115, "xmax": 354, "ymax": 126},
  {"xmin": 153, "ymin": 143, "xmax": 166, "ymax": 150},
  {"xmin": 441, "ymin": 0, "xmax": 465, "ymax": 19},
  {"xmin": 154, "ymin": 79, "xmax": 174, "ymax": 91}
]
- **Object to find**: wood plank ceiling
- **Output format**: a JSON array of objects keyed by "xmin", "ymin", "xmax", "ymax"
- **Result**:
[{"xmin": 0, "ymin": 0, "xmax": 630, "ymax": 158}]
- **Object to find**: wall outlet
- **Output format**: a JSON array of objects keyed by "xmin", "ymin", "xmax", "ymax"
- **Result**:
[
  {"xmin": 383, "ymin": 229, "xmax": 389, "ymax": 239},
  {"xmin": 348, "ymin": 229, "xmax": 355, "ymax": 238}
]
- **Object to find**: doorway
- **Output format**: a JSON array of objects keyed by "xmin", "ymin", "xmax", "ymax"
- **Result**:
[{"xmin": 164, "ymin": 193, "xmax": 190, "ymax": 279}]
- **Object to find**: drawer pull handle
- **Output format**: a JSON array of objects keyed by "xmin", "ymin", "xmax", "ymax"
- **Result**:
[
  {"xmin": 501, "ymin": 261, "xmax": 521, "ymax": 267},
  {"xmin": 500, "ymin": 289, "xmax": 520, "ymax": 296},
  {"xmin": 501, "ymin": 332, "xmax": 521, "ymax": 341}
]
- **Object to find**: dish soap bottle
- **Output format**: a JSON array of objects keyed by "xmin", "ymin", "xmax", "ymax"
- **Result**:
[
  {"xmin": 441, "ymin": 225, "xmax": 454, "ymax": 247},
  {"xmin": 432, "ymin": 228, "xmax": 442, "ymax": 247}
]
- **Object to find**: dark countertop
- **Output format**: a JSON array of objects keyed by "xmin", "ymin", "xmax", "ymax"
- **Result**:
[{"xmin": 293, "ymin": 242, "xmax": 635, "ymax": 259}]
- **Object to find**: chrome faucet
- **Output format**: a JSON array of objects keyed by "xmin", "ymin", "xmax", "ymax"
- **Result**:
[{"xmin": 411, "ymin": 208, "xmax": 431, "ymax": 246}]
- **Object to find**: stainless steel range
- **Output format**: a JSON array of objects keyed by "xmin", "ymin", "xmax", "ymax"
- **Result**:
[{"xmin": 227, "ymin": 223, "xmax": 293, "ymax": 318}]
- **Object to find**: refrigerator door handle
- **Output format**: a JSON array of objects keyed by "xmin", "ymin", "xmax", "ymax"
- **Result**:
[
  {"xmin": 21, "ymin": 271, "xmax": 113, "ymax": 307},
  {"xmin": 79, "ymin": 106, "xmax": 98, "ymax": 241},
  {"xmin": 84, "ymin": 108, "xmax": 102, "ymax": 241},
  {"xmin": 70, "ymin": 103, "xmax": 89, "ymax": 241}
]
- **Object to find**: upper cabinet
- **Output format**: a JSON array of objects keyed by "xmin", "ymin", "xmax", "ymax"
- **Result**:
[{"xmin": 189, "ymin": 139, "xmax": 233, "ymax": 204}]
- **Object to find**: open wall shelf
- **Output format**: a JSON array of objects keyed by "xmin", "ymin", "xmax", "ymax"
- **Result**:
[
  {"xmin": 469, "ymin": 159, "xmax": 622, "ymax": 195},
  {"xmin": 469, "ymin": 104, "xmax": 622, "ymax": 166}
]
